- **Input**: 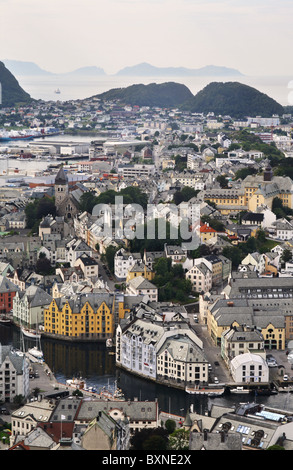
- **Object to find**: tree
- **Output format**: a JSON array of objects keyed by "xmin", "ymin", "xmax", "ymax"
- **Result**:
[
  {"xmin": 281, "ymin": 249, "xmax": 292, "ymax": 265},
  {"xmin": 36, "ymin": 254, "xmax": 53, "ymax": 275},
  {"xmin": 173, "ymin": 186, "xmax": 199, "ymax": 205},
  {"xmin": 165, "ymin": 419, "xmax": 176, "ymax": 434},
  {"xmin": 216, "ymin": 175, "xmax": 228, "ymax": 188},
  {"xmin": 130, "ymin": 427, "xmax": 168, "ymax": 450},
  {"xmin": 168, "ymin": 428, "xmax": 190, "ymax": 450}
]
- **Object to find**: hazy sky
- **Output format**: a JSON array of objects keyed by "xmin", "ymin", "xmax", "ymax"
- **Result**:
[{"xmin": 1, "ymin": 0, "xmax": 292, "ymax": 76}]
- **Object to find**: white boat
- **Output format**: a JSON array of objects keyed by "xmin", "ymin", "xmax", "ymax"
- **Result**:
[
  {"xmin": 106, "ymin": 338, "xmax": 113, "ymax": 348},
  {"xmin": 28, "ymin": 346, "xmax": 44, "ymax": 360},
  {"xmin": 230, "ymin": 386, "xmax": 250, "ymax": 394},
  {"xmin": 0, "ymin": 315, "xmax": 11, "ymax": 324},
  {"xmin": 66, "ymin": 378, "xmax": 86, "ymax": 390},
  {"xmin": 185, "ymin": 385, "xmax": 225, "ymax": 397},
  {"xmin": 21, "ymin": 327, "xmax": 41, "ymax": 339}
]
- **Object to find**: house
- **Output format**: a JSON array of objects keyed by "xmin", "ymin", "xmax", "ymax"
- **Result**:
[
  {"xmin": 185, "ymin": 260, "xmax": 213, "ymax": 294},
  {"xmin": 74, "ymin": 397, "xmax": 159, "ymax": 436},
  {"xmin": 10, "ymin": 399, "xmax": 56, "ymax": 445},
  {"xmin": 230, "ymin": 352, "xmax": 269, "ymax": 383},
  {"xmin": 13, "ymin": 285, "xmax": 53, "ymax": 329},
  {"xmin": 273, "ymin": 218, "xmax": 293, "ymax": 241},
  {"xmin": 0, "ymin": 344, "xmax": 30, "ymax": 403},
  {"xmin": 221, "ymin": 325, "xmax": 265, "ymax": 367},
  {"xmin": 189, "ymin": 430, "xmax": 242, "ymax": 451},
  {"xmin": 126, "ymin": 261, "xmax": 155, "ymax": 282},
  {"xmin": 126, "ymin": 276, "xmax": 158, "ymax": 302},
  {"xmin": 74, "ymin": 253, "xmax": 99, "ymax": 280},
  {"xmin": 198, "ymin": 222, "xmax": 217, "ymax": 243},
  {"xmin": 81, "ymin": 411, "xmax": 129, "ymax": 450},
  {"xmin": 164, "ymin": 244, "xmax": 187, "ymax": 264},
  {"xmin": 114, "ymin": 248, "xmax": 141, "ymax": 280},
  {"xmin": 66, "ymin": 238, "xmax": 93, "ymax": 266},
  {"xmin": 0, "ymin": 275, "xmax": 19, "ymax": 313}
]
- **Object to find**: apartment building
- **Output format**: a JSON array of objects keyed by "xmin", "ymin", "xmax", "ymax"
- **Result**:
[
  {"xmin": 114, "ymin": 248, "xmax": 142, "ymax": 280},
  {"xmin": 44, "ymin": 293, "xmax": 116, "ymax": 341},
  {"xmin": 116, "ymin": 313, "xmax": 207, "ymax": 387},
  {"xmin": 0, "ymin": 345, "xmax": 30, "ymax": 403}
]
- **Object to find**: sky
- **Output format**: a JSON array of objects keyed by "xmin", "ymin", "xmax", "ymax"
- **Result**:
[{"xmin": 1, "ymin": 0, "xmax": 292, "ymax": 76}]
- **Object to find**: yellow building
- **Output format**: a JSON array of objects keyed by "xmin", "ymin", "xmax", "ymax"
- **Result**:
[
  {"xmin": 44, "ymin": 293, "xmax": 116, "ymax": 341},
  {"xmin": 206, "ymin": 300, "xmax": 285, "ymax": 350},
  {"xmin": 126, "ymin": 262, "xmax": 155, "ymax": 283},
  {"xmin": 203, "ymin": 169, "xmax": 293, "ymax": 215}
]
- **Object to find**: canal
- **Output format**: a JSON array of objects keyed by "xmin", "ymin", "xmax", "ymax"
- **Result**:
[{"xmin": 2, "ymin": 323, "xmax": 293, "ymax": 417}]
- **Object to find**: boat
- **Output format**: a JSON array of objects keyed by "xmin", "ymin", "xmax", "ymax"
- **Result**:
[
  {"xmin": 27, "ymin": 346, "xmax": 44, "ymax": 360},
  {"xmin": 21, "ymin": 327, "xmax": 41, "ymax": 339},
  {"xmin": 66, "ymin": 377, "xmax": 87, "ymax": 390},
  {"xmin": 55, "ymin": 89, "xmax": 61, "ymax": 94},
  {"xmin": 185, "ymin": 385, "xmax": 225, "ymax": 397},
  {"xmin": 106, "ymin": 338, "xmax": 114, "ymax": 348},
  {"xmin": 0, "ymin": 314, "xmax": 12, "ymax": 324},
  {"xmin": 230, "ymin": 386, "xmax": 250, "ymax": 394}
]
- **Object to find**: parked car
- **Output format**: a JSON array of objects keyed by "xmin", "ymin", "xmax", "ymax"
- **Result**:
[
  {"xmin": 283, "ymin": 374, "xmax": 289, "ymax": 381},
  {"xmin": 214, "ymin": 377, "xmax": 219, "ymax": 384}
]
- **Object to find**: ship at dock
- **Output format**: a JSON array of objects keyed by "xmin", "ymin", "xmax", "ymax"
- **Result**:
[{"xmin": 0, "ymin": 127, "xmax": 60, "ymax": 142}]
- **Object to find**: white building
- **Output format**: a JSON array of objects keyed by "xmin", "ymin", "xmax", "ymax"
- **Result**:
[
  {"xmin": 114, "ymin": 248, "xmax": 141, "ymax": 280},
  {"xmin": 185, "ymin": 259, "xmax": 213, "ymax": 294},
  {"xmin": 126, "ymin": 276, "xmax": 158, "ymax": 302},
  {"xmin": 116, "ymin": 315, "xmax": 207, "ymax": 386},
  {"xmin": 230, "ymin": 352, "xmax": 269, "ymax": 383},
  {"xmin": 13, "ymin": 285, "xmax": 53, "ymax": 329},
  {"xmin": 0, "ymin": 344, "xmax": 30, "ymax": 402},
  {"xmin": 117, "ymin": 164, "xmax": 155, "ymax": 178}
]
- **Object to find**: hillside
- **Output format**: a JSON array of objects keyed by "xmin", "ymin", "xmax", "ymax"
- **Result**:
[
  {"xmin": 116, "ymin": 62, "xmax": 243, "ymax": 77},
  {"xmin": 182, "ymin": 81, "xmax": 284, "ymax": 117},
  {"xmin": 96, "ymin": 82, "xmax": 194, "ymax": 107},
  {"xmin": 0, "ymin": 61, "xmax": 32, "ymax": 107}
]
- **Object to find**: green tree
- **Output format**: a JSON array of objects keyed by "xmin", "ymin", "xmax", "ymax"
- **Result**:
[
  {"xmin": 168, "ymin": 428, "xmax": 190, "ymax": 450},
  {"xmin": 165, "ymin": 419, "xmax": 176, "ymax": 434}
]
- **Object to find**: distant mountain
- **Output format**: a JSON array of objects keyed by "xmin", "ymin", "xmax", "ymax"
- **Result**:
[
  {"xmin": 3, "ymin": 60, "xmax": 106, "ymax": 77},
  {"xmin": 65, "ymin": 66, "xmax": 106, "ymax": 76},
  {"xmin": 182, "ymin": 81, "xmax": 284, "ymax": 118},
  {"xmin": 115, "ymin": 62, "xmax": 243, "ymax": 77},
  {"xmin": 95, "ymin": 82, "xmax": 194, "ymax": 107},
  {"xmin": 3, "ymin": 60, "xmax": 53, "ymax": 76},
  {"xmin": 0, "ymin": 61, "xmax": 32, "ymax": 107}
]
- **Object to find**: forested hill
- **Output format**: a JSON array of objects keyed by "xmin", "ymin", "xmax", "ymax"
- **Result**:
[
  {"xmin": 181, "ymin": 81, "xmax": 284, "ymax": 118},
  {"xmin": 95, "ymin": 82, "xmax": 194, "ymax": 108},
  {"xmin": 0, "ymin": 61, "xmax": 32, "ymax": 107}
]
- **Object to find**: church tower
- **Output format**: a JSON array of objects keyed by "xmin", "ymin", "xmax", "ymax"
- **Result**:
[{"xmin": 55, "ymin": 166, "xmax": 68, "ymax": 214}]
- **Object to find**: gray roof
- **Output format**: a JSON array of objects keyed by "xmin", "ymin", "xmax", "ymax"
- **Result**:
[
  {"xmin": 0, "ymin": 345, "xmax": 25, "ymax": 374},
  {"xmin": 76, "ymin": 398, "xmax": 158, "ymax": 422}
]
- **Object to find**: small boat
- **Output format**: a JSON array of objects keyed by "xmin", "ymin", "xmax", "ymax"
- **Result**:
[
  {"xmin": 0, "ymin": 315, "xmax": 12, "ymax": 324},
  {"xmin": 28, "ymin": 346, "xmax": 44, "ymax": 360},
  {"xmin": 66, "ymin": 378, "xmax": 86, "ymax": 390},
  {"xmin": 230, "ymin": 386, "xmax": 250, "ymax": 394},
  {"xmin": 21, "ymin": 327, "xmax": 41, "ymax": 339},
  {"xmin": 185, "ymin": 385, "xmax": 225, "ymax": 397},
  {"xmin": 55, "ymin": 89, "xmax": 61, "ymax": 94}
]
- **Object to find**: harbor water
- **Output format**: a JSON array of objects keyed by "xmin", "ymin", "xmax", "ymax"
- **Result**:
[{"xmin": 2, "ymin": 323, "xmax": 293, "ymax": 417}]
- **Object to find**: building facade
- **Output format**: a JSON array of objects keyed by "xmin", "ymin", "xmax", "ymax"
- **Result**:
[{"xmin": 44, "ymin": 293, "xmax": 116, "ymax": 341}]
